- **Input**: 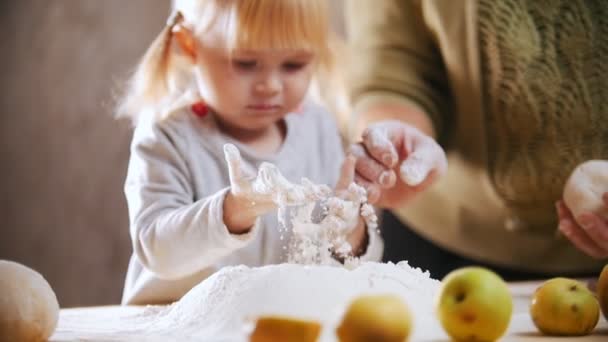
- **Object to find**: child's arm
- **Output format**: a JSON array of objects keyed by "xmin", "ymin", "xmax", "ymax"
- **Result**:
[{"xmin": 125, "ymin": 126, "xmax": 272, "ymax": 281}]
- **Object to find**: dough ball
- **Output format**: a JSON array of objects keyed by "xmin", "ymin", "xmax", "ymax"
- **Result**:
[
  {"xmin": 563, "ymin": 160, "xmax": 608, "ymax": 221},
  {"xmin": 0, "ymin": 260, "xmax": 59, "ymax": 342}
]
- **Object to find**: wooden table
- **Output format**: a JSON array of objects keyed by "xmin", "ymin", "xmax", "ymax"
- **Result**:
[{"xmin": 50, "ymin": 281, "xmax": 608, "ymax": 341}]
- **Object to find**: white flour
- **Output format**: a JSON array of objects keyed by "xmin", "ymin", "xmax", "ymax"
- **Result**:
[
  {"xmin": 52, "ymin": 263, "xmax": 443, "ymax": 342},
  {"xmin": 142, "ymin": 262, "xmax": 442, "ymax": 341}
]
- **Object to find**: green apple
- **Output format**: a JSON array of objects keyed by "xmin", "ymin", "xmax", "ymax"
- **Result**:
[
  {"xmin": 336, "ymin": 294, "xmax": 412, "ymax": 342},
  {"xmin": 598, "ymin": 265, "xmax": 608, "ymax": 321},
  {"xmin": 531, "ymin": 277, "xmax": 599, "ymax": 335},
  {"xmin": 436, "ymin": 267, "xmax": 512, "ymax": 342}
]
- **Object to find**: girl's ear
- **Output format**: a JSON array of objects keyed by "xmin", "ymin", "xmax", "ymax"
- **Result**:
[{"xmin": 172, "ymin": 24, "xmax": 197, "ymax": 61}]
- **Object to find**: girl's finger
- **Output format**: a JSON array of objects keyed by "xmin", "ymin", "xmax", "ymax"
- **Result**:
[
  {"xmin": 361, "ymin": 126, "xmax": 399, "ymax": 168},
  {"xmin": 355, "ymin": 175, "xmax": 380, "ymax": 204},
  {"xmin": 224, "ymin": 144, "xmax": 248, "ymax": 189},
  {"xmin": 336, "ymin": 155, "xmax": 356, "ymax": 192}
]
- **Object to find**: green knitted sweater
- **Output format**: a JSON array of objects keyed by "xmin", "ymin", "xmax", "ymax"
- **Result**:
[
  {"xmin": 346, "ymin": 0, "xmax": 607, "ymax": 273},
  {"xmin": 479, "ymin": 0, "xmax": 608, "ymax": 231}
]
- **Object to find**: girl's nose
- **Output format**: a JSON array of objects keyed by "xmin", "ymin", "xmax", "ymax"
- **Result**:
[{"xmin": 254, "ymin": 73, "xmax": 281, "ymax": 95}]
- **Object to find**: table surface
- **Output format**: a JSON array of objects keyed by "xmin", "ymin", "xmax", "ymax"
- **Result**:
[{"xmin": 50, "ymin": 280, "xmax": 608, "ymax": 341}]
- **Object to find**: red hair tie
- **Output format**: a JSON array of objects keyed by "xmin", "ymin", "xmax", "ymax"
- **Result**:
[{"xmin": 191, "ymin": 101, "xmax": 208, "ymax": 117}]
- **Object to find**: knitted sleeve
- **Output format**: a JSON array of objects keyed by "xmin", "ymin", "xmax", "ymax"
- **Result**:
[{"xmin": 345, "ymin": 0, "xmax": 452, "ymax": 140}]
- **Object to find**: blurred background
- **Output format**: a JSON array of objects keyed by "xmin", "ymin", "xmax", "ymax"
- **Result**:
[{"xmin": 0, "ymin": 0, "xmax": 346, "ymax": 307}]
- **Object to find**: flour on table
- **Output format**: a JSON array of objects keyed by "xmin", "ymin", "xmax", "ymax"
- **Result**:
[
  {"xmin": 142, "ymin": 262, "xmax": 442, "ymax": 341},
  {"xmin": 52, "ymin": 262, "xmax": 442, "ymax": 342}
]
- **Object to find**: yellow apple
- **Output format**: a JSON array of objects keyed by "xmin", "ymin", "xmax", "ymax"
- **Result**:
[
  {"xmin": 336, "ymin": 294, "xmax": 412, "ymax": 342},
  {"xmin": 249, "ymin": 315, "xmax": 321, "ymax": 342},
  {"xmin": 530, "ymin": 277, "xmax": 599, "ymax": 336},
  {"xmin": 599, "ymin": 264, "xmax": 608, "ymax": 321},
  {"xmin": 436, "ymin": 267, "xmax": 512, "ymax": 342}
]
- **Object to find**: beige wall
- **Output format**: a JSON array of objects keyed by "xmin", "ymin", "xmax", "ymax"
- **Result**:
[
  {"xmin": 0, "ymin": 1, "xmax": 170, "ymax": 307},
  {"xmin": 0, "ymin": 0, "xmax": 347, "ymax": 307}
]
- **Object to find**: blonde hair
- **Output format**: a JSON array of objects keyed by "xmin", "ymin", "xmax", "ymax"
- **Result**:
[{"xmin": 116, "ymin": 0, "xmax": 333, "ymax": 124}]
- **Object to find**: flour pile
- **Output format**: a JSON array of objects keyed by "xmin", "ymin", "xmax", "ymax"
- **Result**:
[{"xmin": 143, "ymin": 262, "xmax": 442, "ymax": 341}]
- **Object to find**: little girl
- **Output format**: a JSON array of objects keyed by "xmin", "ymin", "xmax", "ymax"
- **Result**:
[{"xmin": 117, "ymin": 0, "xmax": 383, "ymax": 305}]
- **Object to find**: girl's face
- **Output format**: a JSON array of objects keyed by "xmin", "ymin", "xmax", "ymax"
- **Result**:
[{"xmin": 194, "ymin": 30, "xmax": 315, "ymax": 133}]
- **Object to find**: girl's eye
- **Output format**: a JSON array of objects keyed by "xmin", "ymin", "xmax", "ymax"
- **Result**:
[
  {"xmin": 282, "ymin": 62, "xmax": 307, "ymax": 72},
  {"xmin": 233, "ymin": 60, "xmax": 257, "ymax": 70}
]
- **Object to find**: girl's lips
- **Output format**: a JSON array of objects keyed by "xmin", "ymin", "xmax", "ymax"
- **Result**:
[{"xmin": 247, "ymin": 104, "xmax": 281, "ymax": 110}]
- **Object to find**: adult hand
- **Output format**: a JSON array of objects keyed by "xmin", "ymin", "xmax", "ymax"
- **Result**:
[
  {"xmin": 557, "ymin": 193, "xmax": 608, "ymax": 259},
  {"xmin": 350, "ymin": 120, "xmax": 447, "ymax": 208}
]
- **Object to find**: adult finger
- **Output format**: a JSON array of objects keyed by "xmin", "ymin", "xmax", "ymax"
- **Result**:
[
  {"xmin": 399, "ymin": 141, "xmax": 447, "ymax": 186},
  {"xmin": 351, "ymin": 143, "xmax": 396, "ymax": 188},
  {"xmin": 559, "ymin": 218, "xmax": 607, "ymax": 259},
  {"xmin": 361, "ymin": 126, "xmax": 399, "ymax": 168},
  {"xmin": 576, "ymin": 212, "xmax": 608, "ymax": 252}
]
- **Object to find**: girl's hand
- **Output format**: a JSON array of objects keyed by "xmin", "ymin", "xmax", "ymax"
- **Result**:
[
  {"xmin": 332, "ymin": 155, "xmax": 371, "ymax": 256},
  {"xmin": 557, "ymin": 194, "xmax": 608, "ymax": 259},
  {"xmin": 223, "ymin": 144, "xmax": 274, "ymax": 233},
  {"xmin": 223, "ymin": 144, "xmax": 327, "ymax": 233},
  {"xmin": 350, "ymin": 120, "xmax": 447, "ymax": 208}
]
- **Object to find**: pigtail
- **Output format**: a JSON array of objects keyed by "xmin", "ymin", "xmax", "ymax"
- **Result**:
[{"xmin": 115, "ymin": 12, "xmax": 184, "ymax": 124}]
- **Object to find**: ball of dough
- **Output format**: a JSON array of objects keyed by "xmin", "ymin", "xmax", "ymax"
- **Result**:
[
  {"xmin": 0, "ymin": 260, "xmax": 59, "ymax": 342},
  {"xmin": 563, "ymin": 160, "xmax": 608, "ymax": 221}
]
